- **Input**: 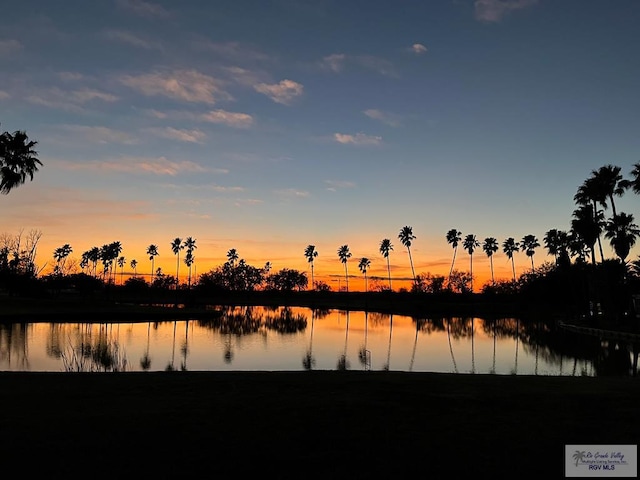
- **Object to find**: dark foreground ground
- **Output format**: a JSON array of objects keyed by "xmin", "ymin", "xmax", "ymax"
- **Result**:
[{"xmin": 1, "ymin": 371, "xmax": 638, "ymax": 478}]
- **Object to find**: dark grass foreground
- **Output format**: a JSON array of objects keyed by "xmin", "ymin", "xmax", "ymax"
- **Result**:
[{"xmin": 1, "ymin": 371, "xmax": 639, "ymax": 478}]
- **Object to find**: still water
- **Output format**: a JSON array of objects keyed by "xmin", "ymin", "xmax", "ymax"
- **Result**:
[{"xmin": 0, "ymin": 305, "xmax": 636, "ymax": 375}]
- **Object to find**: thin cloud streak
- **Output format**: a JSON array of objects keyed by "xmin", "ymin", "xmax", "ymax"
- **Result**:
[
  {"xmin": 334, "ymin": 132, "xmax": 382, "ymax": 146},
  {"xmin": 116, "ymin": 0, "xmax": 170, "ymax": 18},
  {"xmin": 254, "ymin": 79, "xmax": 303, "ymax": 105},
  {"xmin": 120, "ymin": 70, "xmax": 231, "ymax": 104},
  {"xmin": 364, "ymin": 109, "xmax": 401, "ymax": 127},
  {"xmin": 144, "ymin": 127, "xmax": 206, "ymax": 143},
  {"xmin": 57, "ymin": 156, "xmax": 209, "ymax": 176},
  {"xmin": 474, "ymin": 0, "xmax": 538, "ymax": 23}
]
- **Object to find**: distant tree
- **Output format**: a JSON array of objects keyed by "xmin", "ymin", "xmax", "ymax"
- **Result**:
[
  {"xmin": 502, "ymin": 237, "xmax": 520, "ymax": 282},
  {"xmin": 337, "ymin": 245, "xmax": 352, "ymax": 292},
  {"xmin": 266, "ymin": 268, "xmax": 308, "ymax": 291},
  {"xmin": 379, "ymin": 238, "xmax": 393, "ymax": 291},
  {"xmin": 53, "ymin": 244, "xmax": 72, "ymax": 276},
  {"xmin": 520, "ymin": 234, "xmax": 540, "ymax": 270},
  {"xmin": 446, "ymin": 229, "xmax": 462, "ymax": 284},
  {"xmin": 463, "ymin": 234, "xmax": 480, "ymax": 292},
  {"xmin": 358, "ymin": 257, "xmax": 371, "ymax": 292},
  {"xmin": 147, "ymin": 244, "xmax": 159, "ymax": 283},
  {"xmin": 304, "ymin": 245, "xmax": 318, "ymax": 290},
  {"xmin": 482, "ymin": 237, "xmax": 499, "ymax": 284},
  {"xmin": 227, "ymin": 248, "xmax": 239, "ymax": 267},
  {"xmin": 398, "ymin": 226, "xmax": 416, "ymax": 286},
  {"xmin": 117, "ymin": 256, "xmax": 126, "ymax": 285},
  {"xmin": 183, "ymin": 237, "xmax": 197, "ymax": 288},
  {"xmin": 130, "ymin": 259, "xmax": 138, "ymax": 276},
  {"xmin": 0, "ymin": 125, "xmax": 42, "ymax": 194}
]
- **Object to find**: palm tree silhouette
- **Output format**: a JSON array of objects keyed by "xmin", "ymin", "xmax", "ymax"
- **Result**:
[
  {"xmin": 572, "ymin": 450, "xmax": 586, "ymax": 467},
  {"xmin": 183, "ymin": 237, "xmax": 197, "ymax": 288},
  {"xmin": 337, "ymin": 245, "xmax": 351, "ymax": 292},
  {"xmin": 117, "ymin": 256, "xmax": 126, "ymax": 285},
  {"xmin": 227, "ymin": 248, "xmax": 239, "ymax": 267},
  {"xmin": 574, "ymin": 178, "xmax": 606, "ymax": 262},
  {"xmin": 304, "ymin": 245, "xmax": 318, "ymax": 290},
  {"xmin": 543, "ymin": 229, "xmax": 571, "ymax": 265},
  {"xmin": 53, "ymin": 244, "xmax": 72, "ymax": 275},
  {"xmin": 171, "ymin": 237, "xmax": 183, "ymax": 289},
  {"xmin": 520, "ymin": 234, "xmax": 540, "ymax": 270},
  {"xmin": 130, "ymin": 259, "xmax": 138, "ymax": 276},
  {"xmin": 623, "ymin": 162, "xmax": 640, "ymax": 194},
  {"xmin": 379, "ymin": 238, "xmax": 393, "ymax": 291},
  {"xmin": 482, "ymin": 237, "xmax": 499, "ymax": 284},
  {"xmin": 0, "ymin": 126, "xmax": 42, "ymax": 194},
  {"xmin": 398, "ymin": 226, "xmax": 416, "ymax": 287},
  {"xmin": 590, "ymin": 164, "xmax": 626, "ymax": 217},
  {"xmin": 463, "ymin": 234, "xmax": 479, "ymax": 292},
  {"xmin": 605, "ymin": 212, "xmax": 640, "ymax": 263},
  {"xmin": 571, "ymin": 205, "xmax": 601, "ymax": 264},
  {"xmin": 146, "ymin": 244, "xmax": 159, "ymax": 283},
  {"xmin": 502, "ymin": 237, "xmax": 520, "ymax": 282},
  {"xmin": 446, "ymin": 229, "xmax": 462, "ymax": 285},
  {"xmin": 358, "ymin": 257, "xmax": 371, "ymax": 292}
]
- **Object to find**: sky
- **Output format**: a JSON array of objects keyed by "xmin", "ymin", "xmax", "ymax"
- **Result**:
[{"xmin": 1, "ymin": 0, "xmax": 639, "ymax": 290}]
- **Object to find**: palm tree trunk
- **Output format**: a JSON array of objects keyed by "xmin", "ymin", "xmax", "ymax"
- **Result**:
[
  {"xmin": 386, "ymin": 257, "xmax": 392, "ymax": 290},
  {"xmin": 511, "ymin": 257, "xmax": 516, "ymax": 281},
  {"xmin": 344, "ymin": 264, "xmax": 349, "ymax": 292},
  {"xmin": 407, "ymin": 247, "xmax": 416, "ymax": 285},
  {"xmin": 449, "ymin": 246, "xmax": 457, "ymax": 282},
  {"xmin": 490, "ymin": 256, "xmax": 495, "ymax": 284}
]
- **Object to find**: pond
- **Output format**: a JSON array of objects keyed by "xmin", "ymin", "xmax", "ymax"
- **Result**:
[{"xmin": 0, "ymin": 305, "xmax": 637, "ymax": 375}]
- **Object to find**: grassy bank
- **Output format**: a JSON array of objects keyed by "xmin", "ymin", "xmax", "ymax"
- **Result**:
[{"xmin": 1, "ymin": 371, "xmax": 638, "ymax": 477}]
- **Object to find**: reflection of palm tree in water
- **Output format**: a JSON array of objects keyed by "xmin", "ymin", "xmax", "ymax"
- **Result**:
[
  {"xmin": 358, "ymin": 311, "xmax": 370, "ymax": 370},
  {"xmin": 140, "ymin": 322, "xmax": 152, "ymax": 371},
  {"xmin": 471, "ymin": 318, "xmax": 475, "ymax": 374},
  {"xmin": 383, "ymin": 314, "xmax": 393, "ymax": 371},
  {"xmin": 513, "ymin": 318, "xmax": 519, "ymax": 374},
  {"xmin": 302, "ymin": 309, "xmax": 316, "ymax": 370},
  {"xmin": 180, "ymin": 320, "xmax": 190, "ymax": 371},
  {"xmin": 491, "ymin": 321, "xmax": 497, "ymax": 374},
  {"xmin": 337, "ymin": 311, "xmax": 350, "ymax": 370},
  {"xmin": 224, "ymin": 333, "xmax": 233, "ymax": 364},
  {"xmin": 166, "ymin": 320, "xmax": 177, "ymax": 371},
  {"xmin": 447, "ymin": 318, "xmax": 458, "ymax": 374},
  {"xmin": 409, "ymin": 319, "xmax": 420, "ymax": 372}
]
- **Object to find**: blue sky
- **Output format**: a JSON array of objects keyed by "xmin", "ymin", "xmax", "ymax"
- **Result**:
[{"xmin": 1, "ymin": 0, "xmax": 639, "ymax": 286}]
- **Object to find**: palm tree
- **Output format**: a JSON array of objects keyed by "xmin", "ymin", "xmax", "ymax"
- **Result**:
[
  {"xmin": 0, "ymin": 126, "xmax": 42, "ymax": 194},
  {"xmin": 398, "ymin": 226, "xmax": 416, "ymax": 286},
  {"xmin": 183, "ymin": 237, "xmax": 197, "ymax": 288},
  {"xmin": 147, "ymin": 244, "xmax": 159, "ymax": 283},
  {"xmin": 590, "ymin": 164, "xmax": 626, "ymax": 217},
  {"xmin": 462, "ymin": 234, "xmax": 479, "ymax": 292},
  {"xmin": 171, "ymin": 238, "xmax": 183, "ymax": 288},
  {"xmin": 622, "ymin": 162, "xmax": 640, "ymax": 194},
  {"xmin": 520, "ymin": 234, "xmax": 540, "ymax": 270},
  {"xmin": 337, "ymin": 244, "xmax": 351, "ymax": 292},
  {"xmin": 446, "ymin": 229, "xmax": 462, "ymax": 284},
  {"xmin": 574, "ymin": 178, "xmax": 606, "ymax": 262},
  {"xmin": 108, "ymin": 241, "xmax": 122, "ymax": 284},
  {"xmin": 130, "ymin": 259, "xmax": 138, "ymax": 276},
  {"xmin": 117, "ymin": 256, "xmax": 126, "ymax": 285},
  {"xmin": 227, "ymin": 248, "xmax": 239, "ymax": 267},
  {"xmin": 604, "ymin": 213, "xmax": 640, "ymax": 263},
  {"xmin": 53, "ymin": 244, "xmax": 72, "ymax": 275},
  {"xmin": 358, "ymin": 257, "xmax": 371, "ymax": 292},
  {"xmin": 502, "ymin": 237, "xmax": 520, "ymax": 282},
  {"xmin": 304, "ymin": 245, "xmax": 318, "ymax": 290},
  {"xmin": 482, "ymin": 237, "xmax": 499, "ymax": 284},
  {"xmin": 571, "ymin": 205, "xmax": 601, "ymax": 264},
  {"xmin": 379, "ymin": 238, "xmax": 393, "ymax": 291}
]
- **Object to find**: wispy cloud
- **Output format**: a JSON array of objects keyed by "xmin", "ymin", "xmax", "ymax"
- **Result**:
[
  {"xmin": 0, "ymin": 39, "xmax": 22, "ymax": 55},
  {"xmin": 26, "ymin": 87, "xmax": 118, "ymax": 111},
  {"xmin": 59, "ymin": 125, "xmax": 137, "ymax": 144},
  {"xmin": 319, "ymin": 53, "xmax": 397, "ymax": 77},
  {"xmin": 333, "ymin": 133, "xmax": 382, "ymax": 146},
  {"xmin": 200, "ymin": 109, "xmax": 254, "ymax": 128},
  {"xmin": 58, "ymin": 156, "xmax": 209, "ymax": 176},
  {"xmin": 120, "ymin": 70, "xmax": 231, "ymax": 104},
  {"xmin": 273, "ymin": 188, "xmax": 310, "ymax": 198},
  {"xmin": 104, "ymin": 29, "xmax": 162, "ymax": 50},
  {"xmin": 325, "ymin": 180, "xmax": 356, "ymax": 191},
  {"xmin": 410, "ymin": 43, "xmax": 428, "ymax": 54},
  {"xmin": 116, "ymin": 0, "xmax": 170, "ymax": 18},
  {"xmin": 254, "ymin": 80, "xmax": 303, "ymax": 105},
  {"xmin": 144, "ymin": 127, "xmax": 206, "ymax": 143},
  {"xmin": 474, "ymin": 0, "xmax": 538, "ymax": 23},
  {"xmin": 363, "ymin": 109, "xmax": 401, "ymax": 127}
]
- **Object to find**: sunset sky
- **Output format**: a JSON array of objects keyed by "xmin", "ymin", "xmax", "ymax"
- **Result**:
[{"xmin": 1, "ymin": 0, "xmax": 639, "ymax": 289}]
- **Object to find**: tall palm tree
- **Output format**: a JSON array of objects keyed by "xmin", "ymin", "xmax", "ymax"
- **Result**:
[
  {"xmin": 147, "ymin": 244, "xmax": 159, "ymax": 283},
  {"xmin": 398, "ymin": 226, "xmax": 416, "ymax": 286},
  {"xmin": 304, "ymin": 245, "xmax": 318, "ymax": 289},
  {"xmin": 462, "ymin": 234, "xmax": 479, "ymax": 292},
  {"xmin": 482, "ymin": 237, "xmax": 499, "ymax": 284},
  {"xmin": 604, "ymin": 213, "xmax": 640, "ymax": 263},
  {"xmin": 358, "ymin": 257, "xmax": 371, "ymax": 292},
  {"xmin": 379, "ymin": 238, "xmax": 393, "ymax": 291},
  {"xmin": 183, "ymin": 237, "xmax": 197, "ymax": 288},
  {"xmin": 574, "ymin": 178, "xmax": 606, "ymax": 262},
  {"xmin": 0, "ymin": 126, "xmax": 42, "ymax": 194},
  {"xmin": 590, "ymin": 164, "xmax": 626, "ymax": 217},
  {"xmin": 130, "ymin": 259, "xmax": 138, "ymax": 276},
  {"xmin": 337, "ymin": 244, "xmax": 351, "ymax": 292},
  {"xmin": 446, "ymin": 229, "xmax": 462, "ymax": 284},
  {"xmin": 571, "ymin": 205, "xmax": 601, "ymax": 265},
  {"xmin": 117, "ymin": 256, "xmax": 126, "ymax": 285},
  {"xmin": 622, "ymin": 162, "xmax": 640, "ymax": 194},
  {"xmin": 171, "ymin": 237, "xmax": 183, "ymax": 288},
  {"xmin": 520, "ymin": 234, "xmax": 540, "ymax": 270},
  {"xmin": 544, "ymin": 229, "xmax": 570, "ymax": 266},
  {"xmin": 502, "ymin": 237, "xmax": 520, "ymax": 282},
  {"xmin": 53, "ymin": 244, "xmax": 73, "ymax": 275}
]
